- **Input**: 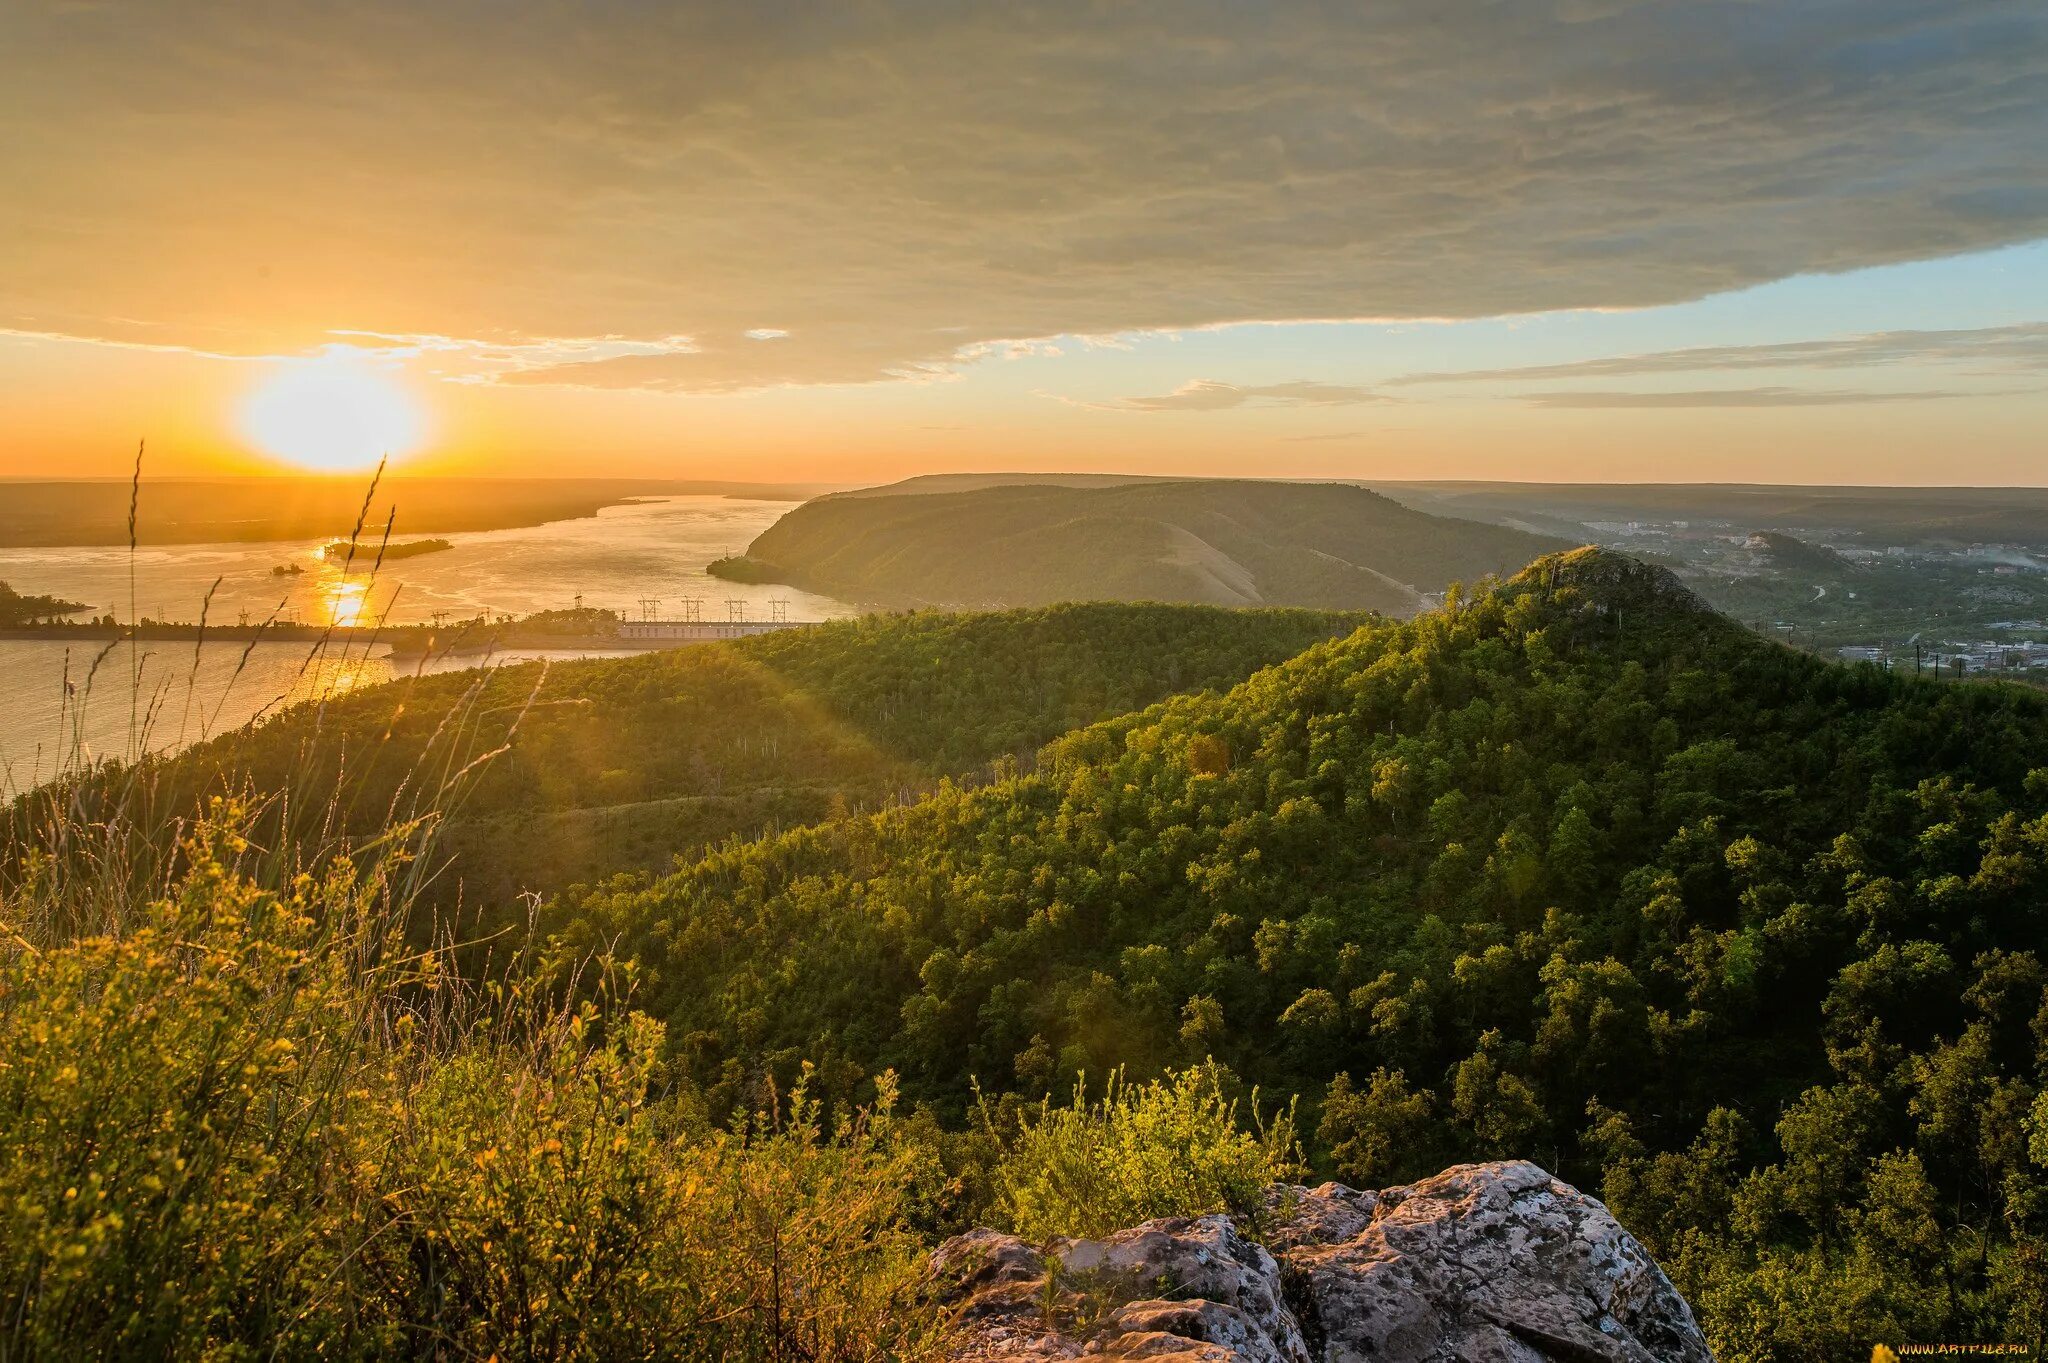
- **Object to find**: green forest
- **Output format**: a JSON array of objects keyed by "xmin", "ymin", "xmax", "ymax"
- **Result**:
[
  {"xmin": 564, "ymin": 549, "xmax": 2048, "ymax": 1353},
  {"xmin": 63, "ymin": 603, "xmax": 1370, "ymax": 913},
  {"xmin": 7, "ymin": 550, "xmax": 2048, "ymax": 1357}
]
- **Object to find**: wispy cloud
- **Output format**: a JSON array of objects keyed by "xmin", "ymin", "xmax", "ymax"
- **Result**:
[
  {"xmin": 1517, "ymin": 386, "xmax": 1986, "ymax": 409},
  {"xmin": 1394, "ymin": 324, "xmax": 2048, "ymax": 386},
  {"xmin": 1106, "ymin": 380, "xmax": 1387, "ymax": 412}
]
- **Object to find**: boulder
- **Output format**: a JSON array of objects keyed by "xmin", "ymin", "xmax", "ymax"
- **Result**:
[{"xmin": 932, "ymin": 1161, "xmax": 1711, "ymax": 1362}]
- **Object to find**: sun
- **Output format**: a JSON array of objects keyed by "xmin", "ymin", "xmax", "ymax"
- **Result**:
[{"xmin": 238, "ymin": 354, "xmax": 428, "ymax": 472}]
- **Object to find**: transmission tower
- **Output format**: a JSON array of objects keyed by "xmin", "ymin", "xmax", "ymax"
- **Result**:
[
  {"xmin": 769, "ymin": 599, "xmax": 789, "ymax": 623},
  {"xmin": 726, "ymin": 599, "xmax": 747, "ymax": 623},
  {"xmin": 678, "ymin": 597, "xmax": 702, "ymax": 622}
]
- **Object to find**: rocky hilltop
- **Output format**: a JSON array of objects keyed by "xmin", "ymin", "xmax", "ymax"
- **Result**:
[{"xmin": 934, "ymin": 1161, "xmax": 1710, "ymax": 1362}]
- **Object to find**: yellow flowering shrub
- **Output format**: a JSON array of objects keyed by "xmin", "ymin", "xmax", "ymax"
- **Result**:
[{"xmin": 0, "ymin": 812, "xmax": 947, "ymax": 1361}]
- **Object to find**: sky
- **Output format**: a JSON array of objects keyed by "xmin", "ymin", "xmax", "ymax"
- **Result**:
[{"xmin": 2, "ymin": 0, "xmax": 2045, "ymax": 485}]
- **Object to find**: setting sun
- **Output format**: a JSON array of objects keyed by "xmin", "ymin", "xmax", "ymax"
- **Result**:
[{"xmin": 237, "ymin": 355, "xmax": 426, "ymax": 472}]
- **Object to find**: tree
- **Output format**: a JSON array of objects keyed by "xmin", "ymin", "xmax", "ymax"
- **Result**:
[{"xmin": 1318, "ymin": 1069, "xmax": 1437, "ymax": 1187}]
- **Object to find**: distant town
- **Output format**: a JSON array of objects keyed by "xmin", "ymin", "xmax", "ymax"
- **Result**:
[{"xmin": 1579, "ymin": 517, "xmax": 2048, "ymax": 678}]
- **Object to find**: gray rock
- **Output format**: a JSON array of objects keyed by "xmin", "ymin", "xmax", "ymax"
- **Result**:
[{"xmin": 932, "ymin": 1161, "xmax": 1710, "ymax": 1362}]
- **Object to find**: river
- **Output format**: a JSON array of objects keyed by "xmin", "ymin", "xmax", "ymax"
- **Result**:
[{"xmin": 0, "ymin": 496, "xmax": 857, "ymax": 787}]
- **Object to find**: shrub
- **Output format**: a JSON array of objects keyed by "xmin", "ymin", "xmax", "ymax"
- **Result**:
[
  {"xmin": 979, "ymin": 1064, "xmax": 1299, "ymax": 1242},
  {"xmin": 0, "ymin": 810, "xmax": 949, "ymax": 1360}
]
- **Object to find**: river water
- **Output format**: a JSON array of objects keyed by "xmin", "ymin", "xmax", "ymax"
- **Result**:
[{"xmin": 0, "ymin": 496, "xmax": 857, "ymax": 788}]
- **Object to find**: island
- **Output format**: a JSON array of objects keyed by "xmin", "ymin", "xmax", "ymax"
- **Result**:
[
  {"xmin": 0, "ymin": 580, "xmax": 93, "ymax": 627},
  {"xmin": 705, "ymin": 554, "xmax": 781, "ymax": 583},
  {"xmin": 323, "ymin": 537, "xmax": 453, "ymax": 562}
]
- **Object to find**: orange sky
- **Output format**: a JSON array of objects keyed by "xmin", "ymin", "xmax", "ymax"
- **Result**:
[{"xmin": 3, "ymin": 2, "xmax": 2045, "ymax": 485}]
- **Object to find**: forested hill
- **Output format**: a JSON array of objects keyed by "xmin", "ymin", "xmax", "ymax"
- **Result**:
[
  {"xmin": 560, "ymin": 547, "xmax": 2048, "ymax": 1350},
  {"xmin": 712, "ymin": 479, "xmax": 1566, "ymax": 614},
  {"xmin": 53, "ymin": 603, "xmax": 1370, "ymax": 907}
]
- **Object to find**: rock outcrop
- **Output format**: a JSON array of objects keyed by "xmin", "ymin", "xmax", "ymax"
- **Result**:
[
  {"xmin": 932, "ymin": 1161, "xmax": 1711, "ymax": 1362},
  {"xmin": 1510, "ymin": 546, "xmax": 1717, "ymax": 621}
]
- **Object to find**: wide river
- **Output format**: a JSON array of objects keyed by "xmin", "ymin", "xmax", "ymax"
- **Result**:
[{"xmin": 0, "ymin": 495, "xmax": 857, "ymax": 788}]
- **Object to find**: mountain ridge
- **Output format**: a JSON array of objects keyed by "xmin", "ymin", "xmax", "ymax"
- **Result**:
[{"xmin": 714, "ymin": 480, "xmax": 1568, "ymax": 615}]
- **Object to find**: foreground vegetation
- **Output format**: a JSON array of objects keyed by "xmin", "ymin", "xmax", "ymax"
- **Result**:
[
  {"xmin": 9, "ymin": 550, "xmax": 2048, "ymax": 1355},
  {"xmin": 0, "ymin": 803, "xmax": 1299, "ymax": 1358}
]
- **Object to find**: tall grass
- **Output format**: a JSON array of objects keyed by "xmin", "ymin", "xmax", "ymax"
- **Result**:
[
  {"xmin": 3, "ymin": 454, "xmax": 527, "ymax": 939},
  {"xmin": 0, "ymin": 458, "xmax": 952, "ymax": 1359},
  {"xmin": 0, "ymin": 455, "xmax": 1318, "ymax": 1357},
  {"xmin": 0, "ymin": 805, "xmax": 948, "ymax": 1359}
]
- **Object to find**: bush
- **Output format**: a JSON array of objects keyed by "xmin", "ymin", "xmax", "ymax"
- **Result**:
[
  {"xmin": 0, "ymin": 810, "xmax": 949, "ymax": 1360},
  {"xmin": 979, "ymin": 1064, "xmax": 1299, "ymax": 1242}
]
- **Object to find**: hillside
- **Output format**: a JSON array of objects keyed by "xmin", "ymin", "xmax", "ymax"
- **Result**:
[
  {"xmin": 559, "ymin": 548, "xmax": 2048, "ymax": 1353},
  {"xmin": 713, "ymin": 480, "xmax": 1566, "ymax": 615},
  {"xmin": 51, "ymin": 603, "xmax": 1370, "ymax": 910},
  {"xmin": 1746, "ymin": 529, "xmax": 1853, "ymax": 575}
]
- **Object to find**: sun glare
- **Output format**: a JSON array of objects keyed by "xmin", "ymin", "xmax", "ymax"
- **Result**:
[
  {"xmin": 239, "ymin": 356, "xmax": 427, "ymax": 472},
  {"xmin": 322, "ymin": 577, "xmax": 369, "ymax": 628}
]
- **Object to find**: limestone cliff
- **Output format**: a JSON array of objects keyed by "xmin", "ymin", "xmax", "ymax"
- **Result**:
[{"xmin": 933, "ymin": 1161, "xmax": 1710, "ymax": 1362}]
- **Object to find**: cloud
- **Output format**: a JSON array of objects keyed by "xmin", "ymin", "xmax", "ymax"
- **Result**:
[
  {"xmin": 495, "ymin": 333, "xmax": 954, "ymax": 391},
  {"xmin": 1516, "ymin": 386, "xmax": 1984, "ymax": 408},
  {"xmin": 1395, "ymin": 323, "xmax": 2048, "ymax": 385},
  {"xmin": 1111, "ymin": 380, "xmax": 1387, "ymax": 412},
  {"xmin": 5, "ymin": 2, "xmax": 2047, "ymax": 391}
]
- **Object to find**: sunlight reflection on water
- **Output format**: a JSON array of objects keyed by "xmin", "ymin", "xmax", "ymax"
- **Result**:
[
  {"xmin": 323, "ymin": 578, "xmax": 369, "ymax": 628},
  {"xmin": 0, "ymin": 495, "xmax": 850, "ymax": 628},
  {"xmin": 0, "ymin": 496, "xmax": 859, "ymax": 787}
]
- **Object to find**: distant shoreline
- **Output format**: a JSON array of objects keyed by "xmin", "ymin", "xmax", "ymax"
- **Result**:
[{"xmin": 0, "ymin": 478, "xmax": 843, "ymax": 549}]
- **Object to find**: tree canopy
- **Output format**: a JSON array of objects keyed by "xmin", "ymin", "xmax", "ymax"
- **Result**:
[{"xmin": 556, "ymin": 549, "xmax": 2048, "ymax": 1354}]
